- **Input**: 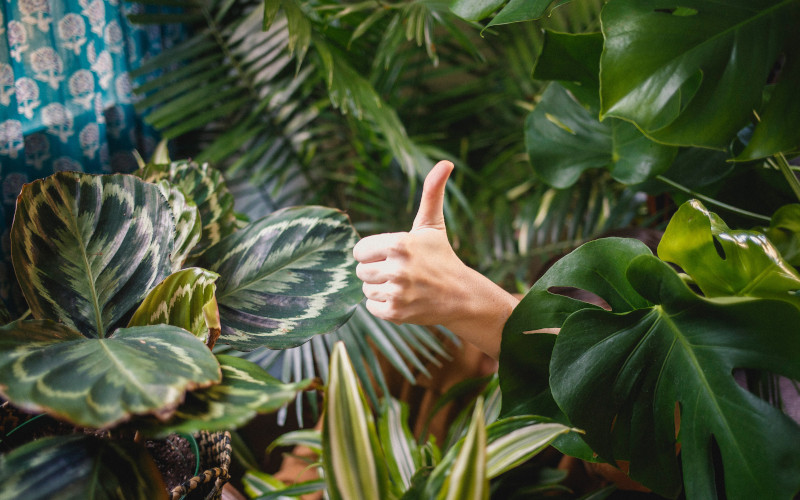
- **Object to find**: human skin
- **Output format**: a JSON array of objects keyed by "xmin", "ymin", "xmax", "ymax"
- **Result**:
[{"xmin": 352, "ymin": 160, "xmax": 520, "ymax": 360}]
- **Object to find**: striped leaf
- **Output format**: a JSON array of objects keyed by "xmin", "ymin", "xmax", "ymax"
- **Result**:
[
  {"xmin": 379, "ymin": 398, "xmax": 419, "ymax": 492},
  {"xmin": 141, "ymin": 354, "xmax": 312, "ymax": 437},
  {"xmin": 0, "ymin": 435, "xmax": 166, "ymax": 500},
  {"xmin": 154, "ymin": 180, "xmax": 202, "ymax": 271},
  {"xmin": 268, "ymin": 429, "xmax": 322, "ymax": 455},
  {"xmin": 10, "ymin": 172, "xmax": 174, "ymax": 338},
  {"xmin": 434, "ymin": 398, "xmax": 488, "ymax": 500},
  {"xmin": 135, "ymin": 160, "xmax": 238, "ymax": 255},
  {"xmin": 484, "ymin": 418, "xmax": 573, "ymax": 478},
  {"xmin": 0, "ymin": 320, "xmax": 221, "ymax": 428},
  {"xmin": 197, "ymin": 206, "xmax": 362, "ymax": 350},
  {"xmin": 243, "ymin": 471, "xmax": 325, "ymax": 500},
  {"xmin": 322, "ymin": 342, "xmax": 389, "ymax": 500},
  {"xmin": 128, "ymin": 268, "xmax": 220, "ymax": 345}
]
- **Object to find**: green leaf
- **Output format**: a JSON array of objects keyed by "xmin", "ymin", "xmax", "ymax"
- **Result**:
[
  {"xmin": 499, "ymin": 238, "xmax": 653, "ymax": 459},
  {"xmin": 135, "ymin": 161, "xmax": 238, "ymax": 256},
  {"xmin": 484, "ymin": 417, "xmax": 573, "ymax": 479},
  {"xmin": 154, "ymin": 180, "xmax": 202, "ymax": 271},
  {"xmin": 141, "ymin": 354, "xmax": 311, "ymax": 437},
  {"xmin": 267, "ymin": 429, "xmax": 322, "ymax": 455},
  {"xmin": 433, "ymin": 398, "xmax": 488, "ymax": 500},
  {"xmin": 322, "ymin": 342, "xmax": 389, "ymax": 500},
  {"xmin": 196, "ymin": 206, "xmax": 362, "ymax": 350},
  {"xmin": 658, "ymin": 200, "xmax": 800, "ymax": 306},
  {"xmin": 378, "ymin": 398, "xmax": 419, "ymax": 492},
  {"xmin": 486, "ymin": 0, "xmax": 570, "ymax": 28},
  {"xmin": 525, "ymin": 83, "xmax": 676, "ymax": 188},
  {"xmin": 0, "ymin": 321, "xmax": 220, "ymax": 428},
  {"xmin": 551, "ymin": 254, "xmax": 800, "ymax": 498},
  {"xmin": 282, "ymin": 0, "xmax": 311, "ymax": 68},
  {"xmin": 533, "ymin": 31, "xmax": 603, "ymax": 106},
  {"xmin": 10, "ymin": 172, "xmax": 174, "ymax": 338},
  {"xmin": 0, "ymin": 435, "xmax": 167, "ymax": 500},
  {"xmin": 449, "ymin": 0, "xmax": 505, "ymax": 22},
  {"xmin": 600, "ymin": 0, "xmax": 800, "ymax": 151},
  {"xmin": 757, "ymin": 203, "xmax": 800, "ymax": 266}
]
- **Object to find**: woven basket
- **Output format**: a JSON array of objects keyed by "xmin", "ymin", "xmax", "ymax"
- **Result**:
[{"xmin": 169, "ymin": 430, "xmax": 232, "ymax": 500}]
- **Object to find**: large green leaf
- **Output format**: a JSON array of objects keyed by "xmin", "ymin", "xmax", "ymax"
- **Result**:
[
  {"xmin": 128, "ymin": 268, "xmax": 220, "ymax": 345},
  {"xmin": 140, "ymin": 354, "xmax": 311, "ymax": 437},
  {"xmin": 486, "ymin": 0, "xmax": 572, "ymax": 28},
  {"xmin": 600, "ymin": 0, "xmax": 800, "ymax": 153},
  {"xmin": 0, "ymin": 435, "xmax": 167, "ymax": 500},
  {"xmin": 0, "ymin": 320, "xmax": 220, "ymax": 428},
  {"xmin": 550, "ymin": 254, "xmax": 800, "ymax": 499},
  {"xmin": 756, "ymin": 203, "xmax": 800, "ymax": 266},
  {"xmin": 658, "ymin": 199, "xmax": 800, "ymax": 306},
  {"xmin": 322, "ymin": 342, "xmax": 389, "ymax": 500},
  {"xmin": 135, "ymin": 160, "xmax": 238, "ymax": 256},
  {"xmin": 196, "ymin": 206, "xmax": 362, "ymax": 350},
  {"xmin": 526, "ymin": 83, "xmax": 675, "ymax": 188},
  {"xmin": 11, "ymin": 172, "xmax": 174, "ymax": 338},
  {"xmin": 499, "ymin": 238, "xmax": 653, "ymax": 459}
]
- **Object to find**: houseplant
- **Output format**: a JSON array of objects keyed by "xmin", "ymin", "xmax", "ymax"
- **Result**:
[{"xmin": 0, "ymin": 156, "xmax": 363, "ymax": 498}]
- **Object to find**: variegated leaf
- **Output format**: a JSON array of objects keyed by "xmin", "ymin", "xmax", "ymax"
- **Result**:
[
  {"xmin": 484, "ymin": 418, "xmax": 573, "ymax": 479},
  {"xmin": 0, "ymin": 320, "xmax": 220, "ymax": 428},
  {"xmin": 379, "ymin": 398, "xmax": 419, "ymax": 492},
  {"xmin": 434, "ymin": 398, "xmax": 488, "ymax": 500},
  {"xmin": 136, "ymin": 160, "xmax": 238, "ymax": 255},
  {"xmin": 10, "ymin": 172, "xmax": 174, "ymax": 338},
  {"xmin": 243, "ymin": 471, "xmax": 325, "ymax": 500},
  {"xmin": 322, "ymin": 342, "xmax": 389, "ymax": 500},
  {"xmin": 140, "ymin": 354, "xmax": 312, "ymax": 437},
  {"xmin": 0, "ymin": 435, "xmax": 167, "ymax": 500},
  {"xmin": 197, "ymin": 206, "xmax": 362, "ymax": 350},
  {"xmin": 268, "ymin": 429, "xmax": 322, "ymax": 456},
  {"xmin": 154, "ymin": 180, "xmax": 202, "ymax": 271},
  {"xmin": 128, "ymin": 268, "xmax": 220, "ymax": 345}
]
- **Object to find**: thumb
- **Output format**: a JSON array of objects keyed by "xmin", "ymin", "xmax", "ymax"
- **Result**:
[{"xmin": 412, "ymin": 160, "xmax": 454, "ymax": 231}]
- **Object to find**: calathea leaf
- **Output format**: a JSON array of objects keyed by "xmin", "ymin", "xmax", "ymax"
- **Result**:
[
  {"xmin": 128, "ymin": 267, "xmax": 220, "ymax": 345},
  {"xmin": 658, "ymin": 199, "xmax": 800, "ymax": 307},
  {"xmin": 0, "ymin": 320, "xmax": 220, "ymax": 428},
  {"xmin": 0, "ymin": 435, "xmax": 167, "ymax": 500},
  {"xmin": 139, "ymin": 354, "xmax": 312, "ymax": 437},
  {"xmin": 11, "ymin": 172, "xmax": 173, "ymax": 338},
  {"xmin": 154, "ymin": 180, "xmax": 202, "ymax": 271},
  {"xmin": 322, "ymin": 342, "xmax": 389, "ymax": 500},
  {"xmin": 196, "ymin": 206, "xmax": 362, "ymax": 350},
  {"xmin": 600, "ymin": 0, "xmax": 800, "ymax": 152},
  {"xmin": 550, "ymin": 255, "xmax": 800, "ymax": 499},
  {"xmin": 135, "ymin": 160, "xmax": 238, "ymax": 256}
]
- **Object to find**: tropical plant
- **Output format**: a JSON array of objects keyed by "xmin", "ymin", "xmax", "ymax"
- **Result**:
[
  {"xmin": 0, "ymin": 155, "xmax": 362, "ymax": 498},
  {"xmin": 438, "ymin": 0, "xmax": 800, "ymax": 498},
  {"xmin": 241, "ymin": 341, "xmax": 575, "ymax": 499}
]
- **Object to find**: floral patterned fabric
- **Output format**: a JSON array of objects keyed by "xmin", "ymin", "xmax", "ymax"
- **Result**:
[{"xmin": 0, "ymin": 0, "xmax": 182, "ymax": 312}]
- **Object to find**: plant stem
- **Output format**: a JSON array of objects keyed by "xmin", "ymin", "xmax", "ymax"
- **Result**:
[
  {"xmin": 655, "ymin": 175, "xmax": 771, "ymax": 222},
  {"xmin": 773, "ymin": 152, "xmax": 800, "ymax": 202}
]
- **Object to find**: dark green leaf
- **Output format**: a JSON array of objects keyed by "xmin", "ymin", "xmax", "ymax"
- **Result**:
[
  {"xmin": 0, "ymin": 321, "xmax": 220, "ymax": 428},
  {"xmin": 551, "ymin": 254, "xmax": 800, "ymax": 498},
  {"xmin": 449, "ymin": 0, "xmax": 505, "ymax": 22},
  {"xmin": 757, "ymin": 204, "xmax": 800, "ymax": 266},
  {"xmin": 196, "ymin": 206, "xmax": 362, "ymax": 350},
  {"xmin": 11, "ymin": 172, "xmax": 173, "ymax": 338},
  {"xmin": 487, "ymin": 0, "xmax": 569, "ymax": 27},
  {"xmin": 0, "ymin": 435, "xmax": 167, "ymax": 500},
  {"xmin": 153, "ymin": 181, "xmax": 202, "ymax": 271}
]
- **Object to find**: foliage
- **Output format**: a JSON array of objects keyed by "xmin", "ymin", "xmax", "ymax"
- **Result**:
[
  {"xmin": 242, "ymin": 342, "xmax": 574, "ymax": 499},
  {"xmin": 0, "ymin": 157, "xmax": 361, "ymax": 498}
]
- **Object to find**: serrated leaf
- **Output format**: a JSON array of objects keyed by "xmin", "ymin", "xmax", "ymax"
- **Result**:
[
  {"xmin": 322, "ymin": 342, "xmax": 388, "ymax": 500},
  {"xmin": 154, "ymin": 180, "xmax": 202, "ymax": 271},
  {"xmin": 140, "ymin": 354, "xmax": 311, "ymax": 437},
  {"xmin": 0, "ymin": 320, "xmax": 220, "ymax": 428},
  {"xmin": 11, "ymin": 172, "xmax": 174, "ymax": 338},
  {"xmin": 196, "ymin": 206, "xmax": 362, "ymax": 350},
  {"xmin": 128, "ymin": 268, "xmax": 220, "ymax": 344},
  {"xmin": 550, "ymin": 254, "xmax": 800, "ymax": 498},
  {"xmin": 658, "ymin": 199, "xmax": 800, "ymax": 306},
  {"xmin": 0, "ymin": 435, "xmax": 167, "ymax": 500},
  {"xmin": 135, "ymin": 161, "xmax": 238, "ymax": 256}
]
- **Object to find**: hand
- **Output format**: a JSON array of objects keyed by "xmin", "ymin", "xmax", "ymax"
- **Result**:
[{"xmin": 353, "ymin": 160, "xmax": 518, "ymax": 360}]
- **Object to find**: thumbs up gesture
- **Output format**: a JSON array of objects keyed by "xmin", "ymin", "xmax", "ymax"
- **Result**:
[{"xmin": 353, "ymin": 160, "xmax": 518, "ymax": 360}]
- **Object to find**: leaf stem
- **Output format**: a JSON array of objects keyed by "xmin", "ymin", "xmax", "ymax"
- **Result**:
[
  {"xmin": 655, "ymin": 175, "xmax": 771, "ymax": 223},
  {"xmin": 773, "ymin": 152, "xmax": 800, "ymax": 202}
]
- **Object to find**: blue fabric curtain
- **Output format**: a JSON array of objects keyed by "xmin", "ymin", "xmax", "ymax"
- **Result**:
[{"xmin": 0, "ymin": 0, "xmax": 182, "ymax": 312}]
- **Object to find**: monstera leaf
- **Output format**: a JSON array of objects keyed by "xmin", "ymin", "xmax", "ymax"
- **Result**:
[
  {"xmin": 0, "ymin": 320, "xmax": 220, "ymax": 428},
  {"xmin": 196, "ymin": 206, "xmax": 362, "ymax": 350},
  {"xmin": 11, "ymin": 172, "xmax": 173, "ymax": 338},
  {"xmin": 756, "ymin": 203, "xmax": 800, "ymax": 266},
  {"xmin": 600, "ymin": 0, "xmax": 800, "ymax": 154},
  {"xmin": 0, "ymin": 435, "xmax": 167, "ymax": 500},
  {"xmin": 136, "ymin": 160, "xmax": 238, "ymax": 255},
  {"xmin": 140, "ymin": 355, "xmax": 312, "ymax": 437},
  {"xmin": 550, "ymin": 254, "xmax": 800, "ymax": 499},
  {"xmin": 658, "ymin": 200, "xmax": 800, "ymax": 307},
  {"xmin": 128, "ymin": 268, "xmax": 221, "ymax": 345},
  {"xmin": 499, "ymin": 238, "xmax": 653, "ymax": 458}
]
